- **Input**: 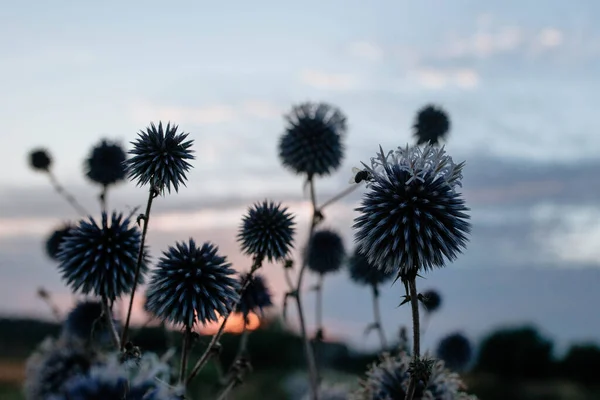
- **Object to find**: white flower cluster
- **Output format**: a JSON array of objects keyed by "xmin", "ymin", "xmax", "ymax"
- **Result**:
[
  {"xmin": 352, "ymin": 144, "xmax": 465, "ymax": 190},
  {"xmin": 351, "ymin": 350, "xmax": 477, "ymax": 400}
]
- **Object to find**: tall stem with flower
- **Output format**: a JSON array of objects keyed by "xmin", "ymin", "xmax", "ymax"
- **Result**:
[
  {"xmin": 277, "ymin": 102, "xmax": 349, "ymax": 399},
  {"xmin": 348, "ymin": 246, "xmax": 395, "ymax": 351},
  {"xmin": 352, "ymin": 144, "xmax": 471, "ymax": 400},
  {"xmin": 187, "ymin": 200, "xmax": 295, "ymax": 385},
  {"xmin": 304, "ymin": 227, "xmax": 346, "ymax": 381},
  {"xmin": 120, "ymin": 121, "xmax": 194, "ymax": 349}
]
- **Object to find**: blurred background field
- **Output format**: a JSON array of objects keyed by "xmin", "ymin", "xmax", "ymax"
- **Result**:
[{"xmin": 1, "ymin": 316, "xmax": 600, "ymax": 399}]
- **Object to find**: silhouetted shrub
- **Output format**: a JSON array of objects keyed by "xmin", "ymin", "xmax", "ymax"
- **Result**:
[
  {"xmin": 559, "ymin": 343, "xmax": 600, "ymax": 385},
  {"xmin": 436, "ymin": 332, "xmax": 472, "ymax": 371},
  {"xmin": 475, "ymin": 325, "xmax": 554, "ymax": 379}
]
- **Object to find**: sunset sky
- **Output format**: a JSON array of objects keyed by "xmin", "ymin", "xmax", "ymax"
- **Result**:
[{"xmin": 2, "ymin": 0, "xmax": 600, "ymax": 355}]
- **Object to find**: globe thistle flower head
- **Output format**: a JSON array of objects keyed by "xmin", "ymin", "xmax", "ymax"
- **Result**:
[
  {"xmin": 305, "ymin": 229, "xmax": 346, "ymax": 275},
  {"xmin": 421, "ymin": 289, "xmax": 442, "ymax": 313},
  {"xmin": 353, "ymin": 144, "xmax": 471, "ymax": 278},
  {"xmin": 145, "ymin": 239, "xmax": 239, "ymax": 327},
  {"xmin": 24, "ymin": 342, "xmax": 95, "ymax": 400},
  {"xmin": 29, "ymin": 148, "xmax": 52, "ymax": 171},
  {"xmin": 85, "ymin": 139, "xmax": 127, "ymax": 187},
  {"xmin": 238, "ymin": 200, "xmax": 296, "ymax": 262},
  {"xmin": 126, "ymin": 121, "xmax": 194, "ymax": 194},
  {"xmin": 413, "ymin": 104, "xmax": 451, "ymax": 146},
  {"xmin": 236, "ymin": 273, "xmax": 273, "ymax": 317},
  {"xmin": 436, "ymin": 332, "xmax": 473, "ymax": 372},
  {"xmin": 352, "ymin": 351, "xmax": 476, "ymax": 400},
  {"xmin": 348, "ymin": 247, "xmax": 395, "ymax": 286},
  {"xmin": 45, "ymin": 224, "xmax": 74, "ymax": 261},
  {"xmin": 56, "ymin": 211, "xmax": 147, "ymax": 301},
  {"xmin": 279, "ymin": 102, "xmax": 347, "ymax": 177},
  {"xmin": 61, "ymin": 301, "xmax": 119, "ymax": 347}
]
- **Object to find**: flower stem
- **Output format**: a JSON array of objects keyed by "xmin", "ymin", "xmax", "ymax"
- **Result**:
[
  {"xmin": 121, "ymin": 187, "xmax": 155, "ymax": 349},
  {"xmin": 313, "ymin": 273, "xmax": 324, "ymax": 382},
  {"xmin": 216, "ymin": 378, "xmax": 237, "ymax": 400},
  {"xmin": 294, "ymin": 176, "xmax": 320, "ymax": 400},
  {"xmin": 37, "ymin": 288, "xmax": 61, "ymax": 322},
  {"xmin": 318, "ymin": 184, "xmax": 360, "ymax": 210},
  {"xmin": 99, "ymin": 185, "xmax": 108, "ymax": 214},
  {"xmin": 224, "ymin": 321, "xmax": 250, "ymax": 381},
  {"xmin": 371, "ymin": 284, "xmax": 388, "ymax": 350},
  {"xmin": 235, "ymin": 322, "xmax": 250, "ymax": 362},
  {"xmin": 217, "ymin": 356, "xmax": 251, "ymax": 400},
  {"xmin": 47, "ymin": 171, "xmax": 89, "ymax": 216},
  {"xmin": 315, "ymin": 274, "xmax": 323, "ymax": 334},
  {"xmin": 179, "ymin": 326, "xmax": 192, "ymax": 384},
  {"xmin": 404, "ymin": 277, "xmax": 420, "ymax": 400},
  {"xmin": 101, "ymin": 297, "xmax": 121, "ymax": 350},
  {"xmin": 186, "ymin": 257, "xmax": 263, "ymax": 385}
]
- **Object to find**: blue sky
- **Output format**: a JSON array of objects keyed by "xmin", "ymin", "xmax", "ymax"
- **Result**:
[{"xmin": 2, "ymin": 0, "xmax": 600, "ymax": 355}]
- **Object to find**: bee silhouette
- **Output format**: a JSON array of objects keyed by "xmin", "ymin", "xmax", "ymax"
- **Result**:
[{"xmin": 349, "ymin": 167, "xmax": 371, "ymax": 184}]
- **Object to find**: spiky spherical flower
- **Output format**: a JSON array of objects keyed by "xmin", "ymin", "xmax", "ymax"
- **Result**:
[
  {"xmin": 353, "ymin": 144, "xmax": 470, "ymax": 279},
  {"xmin": 421, "ymin": 289, "xmax": 442, "ymax": 313},
  {"xmin": 85, "ymin": 139, "xmax": 127, "ymax": 187},
  {"xmin": 351, "ymin": 351, "xmax": 477, "ymax": 400},
  {"xmin": 413, "ymin": 105, "xmax": 450, "ymax": 146},
  {"xmin": 24, "ymin": 341, "xmax": 96, "ymax": 400},
  {"xmin": 61, "ymin": 301, "xmax": 119, "ymax": 347},
  {"xmin": 348, "ymin": 247, "xmax": 395, "ymax": 286},
  {"xmin": 279, "ymin": 102, "xmax": 347, "ymax": 177},
  {"xmin": 45, "ymin": 224, "xmax": 74, "ymax": 261},
  {"xmin": 436, "ymin": 333, "xmax": 473, "ymax": 372},
  {"xmin": 56, "ymin": 211, "xmax": 147, "ymax": 301},
  {"xmin": 29, "ymin": 148, "xmax": 52, "ymax": 171},
  {"xmin": 238, "ymin": 200, "xmax": 296, "ymax": 262},
  {"xmin": 126, "ymin": 121, "xmax": 194, "ymax": 194},
  {"xmin": 236, "ymin": 273, "xmax": 273, "ymax": 317},
  {"xmin": 305, "ymin": 229, "xmax": 346, "ymax": 275},
  {"xmin": 145, "ymin": 239, "xmax": 239, "ymax": 327}
]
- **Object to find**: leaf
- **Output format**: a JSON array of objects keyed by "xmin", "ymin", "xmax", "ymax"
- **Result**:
[{"xmin": 398, "ymin": 295, "xmax": 411, "ymax": 307}]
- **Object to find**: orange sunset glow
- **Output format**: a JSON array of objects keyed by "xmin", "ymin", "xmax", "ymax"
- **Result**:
[{"xmin": 198, "ymin": 312, "xmax": 260, "ymax": 335}]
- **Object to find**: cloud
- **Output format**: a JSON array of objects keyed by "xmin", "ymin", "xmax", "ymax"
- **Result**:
[
  {"xmin": 241, "ymin": 100, "xmax": 282, "ymax": 119},
  {"xmin": 537, "ymin": 28, "xmax": 564, "ymax": 48},
  {"xmin": 129, "ymin": 99, "xmax": 283, "ymax": 126},
  {"xmin": 413, "ymin": 68, "xmax": 447, "ymax": 89},
  {"xmin": 437, "ymin": 21, "xmax": 568, "ymax": 62},
  {"xmin": 441, "ymin": 26, "xmax": 523, "ymax": 60},
  {"xmin": 347, "ymin": 41, "xmax": 384, "ymax": 62},
  {"xmin": 531, "ymin": 204, "xmax": 600, "ymax": 265},
  {"xmin": 410, "ymin": 67, "xmax": 480, "ymax": 89},
  {"xmin": 299, "ymin": 70, "xmax": 360, "ymax": 90},
  {"xmin": 131, "ymin": 101, "xmax": 236, "ymax": 125}
]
